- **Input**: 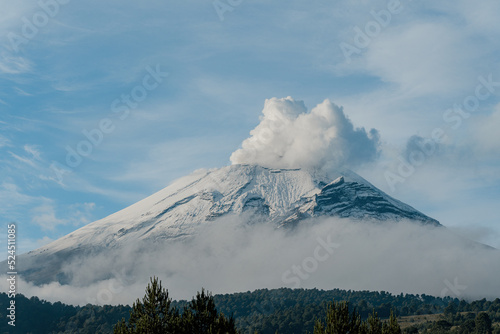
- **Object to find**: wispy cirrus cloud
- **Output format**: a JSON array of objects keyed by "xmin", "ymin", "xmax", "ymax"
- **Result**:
[
  {"xmin": 31, "ymin": 202, "xmax": 95, "ymax": 231},
  {"xmin": 31, "ymin": 204, "xmax": 68, "ymax": 231},
  {"xmin": 0, "ymin": 53, "xmax": 33, "ymax": 74}
]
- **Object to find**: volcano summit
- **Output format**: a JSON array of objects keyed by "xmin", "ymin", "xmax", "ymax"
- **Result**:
[{"xmin": 19, "ymin": 164, "xmax": 439, "ymax": 285}]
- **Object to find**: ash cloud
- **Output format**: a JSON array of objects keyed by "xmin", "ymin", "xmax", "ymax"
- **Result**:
[
  {"xmin": 4, "ymin": 217, "xmax": 500, "ymax": 306},
  {"xmin": 230, "ymin": 97, "xmax": 380, "ymax": 171}
]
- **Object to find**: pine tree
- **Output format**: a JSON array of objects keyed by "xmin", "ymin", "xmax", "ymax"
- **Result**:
[
  {"xmin": 313, "ymin": 301, "xmax": 364, "ymax": 334},
  {"xmin": 381, "ymin": 311, "xmax": 401, "ymax": 334},
  {"xmin": 181, "ymin": 288, "xmax": 238, "ymax": 334},
  {"xmin": 113, "ymin": 279, "xmax": 238, "ymax": 334},
  {"xmin": 113, "ymin": 276, "xmax": 179, "ymax": 334},
  {"xmin": 475, "ymin": 312, "xmax": 493, "ymax": 334},
  {"xmin": 367, "ymin": 310, "xmax": 383, "ymax": 334},
  {"xmin": 314, "ymin": 300, "xmax": 401, "ymax": 334}
]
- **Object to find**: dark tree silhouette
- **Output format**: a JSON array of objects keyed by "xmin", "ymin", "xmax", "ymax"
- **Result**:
[
  {"xmin": 181, "ymin": 288, "xmax": 238, "ymax": 334},
  {"xmin": 114, "ymin": 276, "xmax": 179, "ymax": 333},
  {"xmin": 475, "ymin": 312, "xmax": 493, "ymax": 334},
  {"xmin": 114, "ymin": 277, "xmax": 237, "ymax": 334}
]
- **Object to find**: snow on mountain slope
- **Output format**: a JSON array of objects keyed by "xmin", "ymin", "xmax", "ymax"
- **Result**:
[
  {"xmin": 18, "ymin": 164, "xmax": 439, "ymax": 284},
  {"xmin": 30, "ymin": 165, "xmax": 439, "ymax": 253}
]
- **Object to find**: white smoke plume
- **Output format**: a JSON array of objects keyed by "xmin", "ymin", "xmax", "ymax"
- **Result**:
[{"xmin": 230, "ymin": 97, "xmax": 380, "ymax": 171}]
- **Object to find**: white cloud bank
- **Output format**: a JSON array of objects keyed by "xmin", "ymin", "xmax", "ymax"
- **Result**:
[
  {"xmin": 230, "ymin": 97, "xmax": 380, "ymax": 171},
  {"xmin": 472, "ymin": 106, "xmax": 500, "ymax": 155},
  {"xmin": 4, "ymin": 217, "xmax": 499, "ymax": 306}
]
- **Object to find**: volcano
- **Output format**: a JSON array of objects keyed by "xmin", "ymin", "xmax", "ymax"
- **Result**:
[{"xmin": 17, "ymin": 164, "xmax": 440, "ymax": 285}]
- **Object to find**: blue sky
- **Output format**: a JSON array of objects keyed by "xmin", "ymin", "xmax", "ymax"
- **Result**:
[{"xmin": 1, "ymin": 0, "xmax": 499, "ymax": 254}]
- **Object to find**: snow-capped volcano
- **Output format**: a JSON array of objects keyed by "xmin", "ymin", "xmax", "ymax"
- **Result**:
[{"xmin": 19, "ymin": 164, "xmax": 439, "ymax": 284}]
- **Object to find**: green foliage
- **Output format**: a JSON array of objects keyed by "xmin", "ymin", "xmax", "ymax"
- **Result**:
[
  {"xmin": 403, "ymin": 325, "xmax": 419, "ymax": 334},
  {"xmin": 313, "ymin": 300, "xmax": 360, "ymax": 333},
  {"xmin": 0, "ymin": 293, "xmax": 130, "ymax": 334},
  {"xmin": 1, "ymin": 288, "xmax": 499, "ymax": 334},
  {"xmin": 382, "ymin": 312, "xmax": 401, "ymax": 334},
  {"xmin": 429, "ymin": 319, "xmax": 452, "ymax": 333},
  {"xmin": 180, "ymin": 288, "xmax": 238, "ymax": 333},
  {"xmin": 458, "ymin": 318, "xmax": 476, "ymax": 334},
  {"xmin": 475, "ymin": 312, "xmax": 493, "ymax": 334},
  {"xmin": 402, "ymin": 298, "xmax": 500, "ymax": 334},
  {"xmin": 313, "ymin": 301, "xmax": 400, "ymax": 334},
  {"xmin": 113, "ymin": 278, "xmax": 237, "ymax": 334},
  {"xmin": 114, "ymin": 277, "xmax": 179, "ymax": 333},
  {"xmin": 367, "ymin": 310, "xmax": 383, "ymax": 334}
]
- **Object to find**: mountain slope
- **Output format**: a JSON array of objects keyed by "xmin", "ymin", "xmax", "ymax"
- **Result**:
[{"xmin": 18, "ymin": 164, "xmax": 439, "ymax": 284}]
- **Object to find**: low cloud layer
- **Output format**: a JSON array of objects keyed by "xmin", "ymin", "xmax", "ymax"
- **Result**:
[
  {"xmin": 230, "ymin": 97, "xmax": 380, "ymax": 171},
  {"xmin": 4, "ymin": 217, "xmax": 499, "ymax": 306}
]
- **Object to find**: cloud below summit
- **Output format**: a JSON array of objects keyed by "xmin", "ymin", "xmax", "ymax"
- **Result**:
[
  {"xmin": 230, "ymin": 97, "xmax": 380, "ymax": 172},
  {"xmin": 4, "ymin": 217, "xmax": 500, "ymax": 305}
]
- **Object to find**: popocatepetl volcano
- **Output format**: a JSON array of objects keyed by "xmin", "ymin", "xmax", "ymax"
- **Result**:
[{"xmin": 18, "ymin": 164, "xmax": 439, "ymax": 284}]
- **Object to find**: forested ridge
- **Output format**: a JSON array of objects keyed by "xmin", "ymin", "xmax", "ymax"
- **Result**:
[{"xmin": 1, "ymin": 287, "xmax": 499, "ymax": 333}]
